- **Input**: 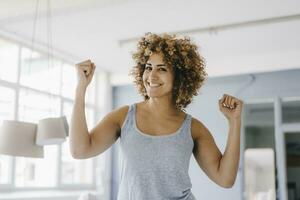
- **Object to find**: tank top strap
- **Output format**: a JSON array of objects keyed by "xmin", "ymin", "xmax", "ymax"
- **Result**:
[
  {"xmin": 173, "ymin": 114, "xmax": 193, "ymax": 149},
  {"xmin": 120, "ymin": 104, "xmax": 135, "ymax": 136},
  {"xmin": 185, "ymin": 114, "xmax": 193, "ymax": 128}
]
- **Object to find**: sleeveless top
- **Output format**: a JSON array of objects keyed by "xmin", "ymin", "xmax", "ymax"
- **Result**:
[{"xmin": 117, "ymin": 103, "xmax": 197, "ymax": 200}]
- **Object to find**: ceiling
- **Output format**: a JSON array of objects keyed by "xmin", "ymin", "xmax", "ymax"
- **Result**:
[{"xmin": 0, "ymin": 0, "xmax": 300, "ymax": 83}]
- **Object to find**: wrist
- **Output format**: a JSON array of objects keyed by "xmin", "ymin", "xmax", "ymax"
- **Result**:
[
  {"xmin": 228, "ymin": 117, "xmax": 241, "ymax": 124},
  {"xmin": 75, "ymin": 85, "xmax": 87, "ymax": 96}
]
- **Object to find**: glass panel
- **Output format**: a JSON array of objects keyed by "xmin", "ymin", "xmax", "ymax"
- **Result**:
[
  {"xmin": 0, "ymin": 86, "xmax": 15, "ymax": 185},
  {"xmin": 0, "ymin": 155, "xmax": 12, "ymax": 184},
  {"xmin": 15, "ymin": 145, "xmax": 58, "ymax": 187},
  {"xmin": 96, "ymin": 71, "xmax": 107, "ymax": 109},
  {"xmin": 0, "ymin": 86, "xmax": 15, "ymax": 123},
  {"xmin": 285, "ymin": 132, "xmax": 300, "ymax": 200},
  {"xmin": 282, "ymin": 100, "xmax": 300, "ymax": 124},
  {"xmin": 61, "ymin": 63, "xmax": 95, "ymax": 105},
  {"xmin": 60, "ymin": 101, "xmax": 94, "ymax": 185},
  {"xmin": 16, "ymin": 88, "xmax": 60, "ymax": 188},
  {"xmin": 18, "ymin": 89, "xmax": 60, "ymax": 123},
  {"xmin": 244, "ymin": 148, "xmax": 276, "ymax": 200},
  {"xmin": 61, "ymin": 138, "xmax": 93, "ymax": 185},
  {"xmin": 20, "ymin": 47, "xmax": 61, "ymax": 95},
  {"xmin": 0, "ymin": 38, "xmax": 18, "ymax": 82},
  {"xmin": 244, "ymin": 103, "xmax": 275, "ymax": 149},
  {"xmin": 243, "ymin": 103, "xmax": 277, "ymax": 199},
  {"xmin": 61, "ymin": 63, "xmax": 76, "ymax": 100},
  {"xmin": 86, "ymin": 77, "xmax": 95, "ymax": 105}
]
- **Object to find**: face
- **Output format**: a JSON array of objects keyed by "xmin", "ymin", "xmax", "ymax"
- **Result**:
[{"xmin": 142, "ymin": 53, "xmax": 174, "ymax": 99}]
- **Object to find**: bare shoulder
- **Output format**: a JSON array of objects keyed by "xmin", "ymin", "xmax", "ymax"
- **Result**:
[
  {"xmin": 191, "ymin": 117, "xmax": 213, "ymax": 141},
  {"xmin": 111, "ymin": 105, "xmax": 130, "ymax": 128}
]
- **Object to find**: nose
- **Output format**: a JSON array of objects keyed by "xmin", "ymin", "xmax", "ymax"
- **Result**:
[{"xmin": 149, "ymin": 68, "xmax": 159, "ymax": 80}]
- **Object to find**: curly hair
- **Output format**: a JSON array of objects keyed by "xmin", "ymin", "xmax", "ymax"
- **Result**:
[{"xmin": 130, "ymin": 32, "xmax": 207, "ymax": 110}]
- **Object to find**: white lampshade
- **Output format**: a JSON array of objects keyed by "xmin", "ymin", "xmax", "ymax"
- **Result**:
[
  {"xmin": 36, "ymin": 116, "xmax": 68, "ymax": 146},
  {"xmin": 0, "ymin": 120, "xmax": 44, "ymax": 158}
]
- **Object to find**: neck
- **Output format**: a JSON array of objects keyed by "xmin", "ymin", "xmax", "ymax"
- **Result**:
[{"xmin": 144, "ymin": 97, "xmax": 180, "ymax": 116}]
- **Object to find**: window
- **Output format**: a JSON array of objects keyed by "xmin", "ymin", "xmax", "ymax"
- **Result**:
[
  {"xmin": 282, "ymin": 99, "xmax": 300, "ymax": 200},
  {"xmin": 61, "ymin": 63, "xmax": 76, "ymax": 99},
  {"xmin": 61, "ymin": 138, "xmax": 93, "ymax": 185},
  {"xmin": 15, "ymin": 146, "xmax": 58, "ymax": 187},
  {"xmin": 20, "ymin": 47, "xmax": 62, "ymax": 95},
  {"xmin": 243, "ymin": 102, "xmax": 277, "ymax": 200},
  {"xmin": 243, "ymin": 98, "xmax": 300, "ymax": 200},
  {"xmin": 0, "ymin": 86, "xmax": 15, "ymax": 123},
  {"xmin": 282, "ymin": 100, "xmax": 300, "ymax": 124},
  {"xmin": 244, "ymin": 148, "xmax": 276, "ymax": 200},
  {"xmin": 0, "ymin": 86, "xmax": 15, "ymax": 185},
  {"xmin": 0, "ymin": 38, "xmax": 18, "ymax": 82},
  {"xmin": 18, "ymin": 89, "xmax": 60, "ymax": 123},
  {"xmin": 0, "ymin": 155, "xmax": 11, "ymax": 185},
  {"xmin": 0, "ymin": 37, "xmax": 106, "ymax": 191}
]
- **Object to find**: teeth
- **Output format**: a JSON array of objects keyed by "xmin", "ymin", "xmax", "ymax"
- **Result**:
[{"xmin": 148, "ymin": 83, "xmax": 161, "ymax": 87}]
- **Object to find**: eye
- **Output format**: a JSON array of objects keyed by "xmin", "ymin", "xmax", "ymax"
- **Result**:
[
  {"xmin": 159, "ymin": 68, "xmax": 167, "ymax": 71},
  {"xmin": 145, "ymin": 65, "xmax": 152, "ymax": 71}
]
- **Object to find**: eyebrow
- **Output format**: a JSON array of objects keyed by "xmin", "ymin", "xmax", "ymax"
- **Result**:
[{"xmin": 145, "ymin": 63, "xmax": 166, "ymax": 67}]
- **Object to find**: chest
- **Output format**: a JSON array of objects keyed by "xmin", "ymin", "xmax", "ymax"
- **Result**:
[{"xmin": 135, "ymin": 113, "xmax": 185, "ymax": 136}]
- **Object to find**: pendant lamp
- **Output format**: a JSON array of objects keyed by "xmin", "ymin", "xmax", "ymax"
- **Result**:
[
  {"xmin": 36, "ymin": 116, "xmax": 69, "ymax": 146},
  {"xmin": 0, "ymin": 120, "xmax": 43, "ymax": 158},
  {"xmin": 0, "ymin": 0, "xmax": 68, "ymax": 158}
]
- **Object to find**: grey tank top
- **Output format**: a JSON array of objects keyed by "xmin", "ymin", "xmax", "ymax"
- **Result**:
[{"xmin": 117, "ymin": 103, "xmax": 196, "ymax": 200}]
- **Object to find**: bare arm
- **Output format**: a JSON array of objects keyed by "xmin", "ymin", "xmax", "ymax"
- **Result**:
[
  {"xmin": 192, "ymin": 118, "xmax": 241, "ymax": 188},
  {"xmin": 219, "ymin": 118, "xmax": 241, "ymax": 187},
  {"xmin": 69, "ymin": 59, "xmax": 125, "ymax": 159},
  {"xmin": 70, "ymin": 88, "xmax": 126, "ymax": 159},
  {"xmin": 192, "ymin": 94, "xmax": 243, "ymax": 188},
  {"xmin": 69, "ymin": 86, "xmax": 91, "ymax": 159}
]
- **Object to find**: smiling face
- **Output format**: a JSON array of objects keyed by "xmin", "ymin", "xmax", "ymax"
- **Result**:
[{"xmin": 142, "ymin": 53, "xmax": 174, "ymax": 99}]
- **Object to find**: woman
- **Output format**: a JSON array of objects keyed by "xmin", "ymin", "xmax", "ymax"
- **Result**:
[{"xmin": 70, "ymin": 33, "xmax": 243, "ymax": 200}]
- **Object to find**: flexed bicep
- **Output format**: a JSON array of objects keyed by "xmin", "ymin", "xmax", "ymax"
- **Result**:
[{"xmin": 192, "ymin": 118, "xmax": 224, "ymax": 187}]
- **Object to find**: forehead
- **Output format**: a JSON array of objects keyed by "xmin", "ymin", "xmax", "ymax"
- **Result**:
[
  {"xmin": 145, "ymin": 53, "xmax": 173, "ymax": 71},
  {"xmin": 147, "ymin": 53, "xmax": 164, "ymax": 63}
]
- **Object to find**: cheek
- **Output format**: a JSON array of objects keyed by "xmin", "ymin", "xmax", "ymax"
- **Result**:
[
  {"xmin": 142, "ymin": 71, "xmax": 146, "ymax": 80},
  {"xmin": 168, "ymin": 74, "xmax": 175, "ymax": 85},
  {"xmin": 142, "ymin": 73, "xmax": 147, "ymax": 85}
]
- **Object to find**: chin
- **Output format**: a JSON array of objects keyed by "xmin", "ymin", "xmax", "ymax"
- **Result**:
[
  {"xmin": 146, "ymin": 92, "xmax": 172, "ymax": 99},
  {"xmin": 146, "ymin": 92, "xmax": 159, "ymax": 98}
]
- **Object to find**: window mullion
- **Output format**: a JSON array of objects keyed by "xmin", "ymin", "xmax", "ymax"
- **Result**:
[
  {"xmin": 11, "ymin": 43, "xmax": 23, "ymax": 189},
  {"xmin": 56, "ymin": 61, "xmax": 64, "ymax": 189},
  {"xmin": 56, "ymin": 144, "xmax": 62, "ymax": 189}
]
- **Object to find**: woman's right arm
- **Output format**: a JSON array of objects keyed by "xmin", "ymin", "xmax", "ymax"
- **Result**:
[{"xmin": 69, "ymin": 60, "xmax": 124, "ymax": 159}]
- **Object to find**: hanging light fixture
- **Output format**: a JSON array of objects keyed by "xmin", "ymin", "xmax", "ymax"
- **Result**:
[
  {"xmin": 0, "ymin": 0, "xmax": 45, "ymax": 158},
  {"xmin": 36, "ymin": 116, "xmax": 69, "ymax": 146},
  {"xmin": 0, "ymin": 0, "xmax": 68, "ymax": 158},
  {"xmin": 0, "ymin": 120, "xmax": 43, "ymax": 158},
  {"xmin": 35, "ymin": 0, "xmax": 68, "ymax": 146}
]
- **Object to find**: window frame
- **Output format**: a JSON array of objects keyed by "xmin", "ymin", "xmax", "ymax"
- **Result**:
[
  {"xmin": 0, "ymin": 37, "xmax": 103, "ymax": 192},
  {"xmin": 242, "ymin": 96, "xmax": 300, "ymax": 200}
]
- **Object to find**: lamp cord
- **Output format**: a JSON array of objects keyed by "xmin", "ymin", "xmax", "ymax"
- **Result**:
[{"xmin": 46, "ymin": 0, "xmax": 55, "ymax": 116}]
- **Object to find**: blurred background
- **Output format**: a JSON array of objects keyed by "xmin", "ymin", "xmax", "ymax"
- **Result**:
[{"xmin": 0, "ymin": 0, "xmax": 300, "ymax": 200}]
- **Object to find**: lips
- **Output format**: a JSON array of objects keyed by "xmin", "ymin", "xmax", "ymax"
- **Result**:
[{"xmin": 147, "ymin": 82, "xmax": 162, "ymax": 88}]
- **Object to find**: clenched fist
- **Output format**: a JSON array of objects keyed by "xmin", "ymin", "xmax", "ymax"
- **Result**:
[
  {"xmin": 219, "ymin": 94, "xmax": 243, "ymax": 120},
  {"xmin": 75, "ymin": 59, "xmax": 96, "ymax": 90}
]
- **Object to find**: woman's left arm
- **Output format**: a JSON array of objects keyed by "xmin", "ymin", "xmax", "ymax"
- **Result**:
[
  {"xmin": 218, "ymin": 94, "xmax": 243, "ymax": 187},
  {"xmin": 192, "ymin": 94, "xmax": 243, "ymax": 188}
]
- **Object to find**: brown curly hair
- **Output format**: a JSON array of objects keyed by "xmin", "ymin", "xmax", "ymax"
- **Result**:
[{"xmin": 130, "ymin": 32, "xmax": 207, "ymax": 110}]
